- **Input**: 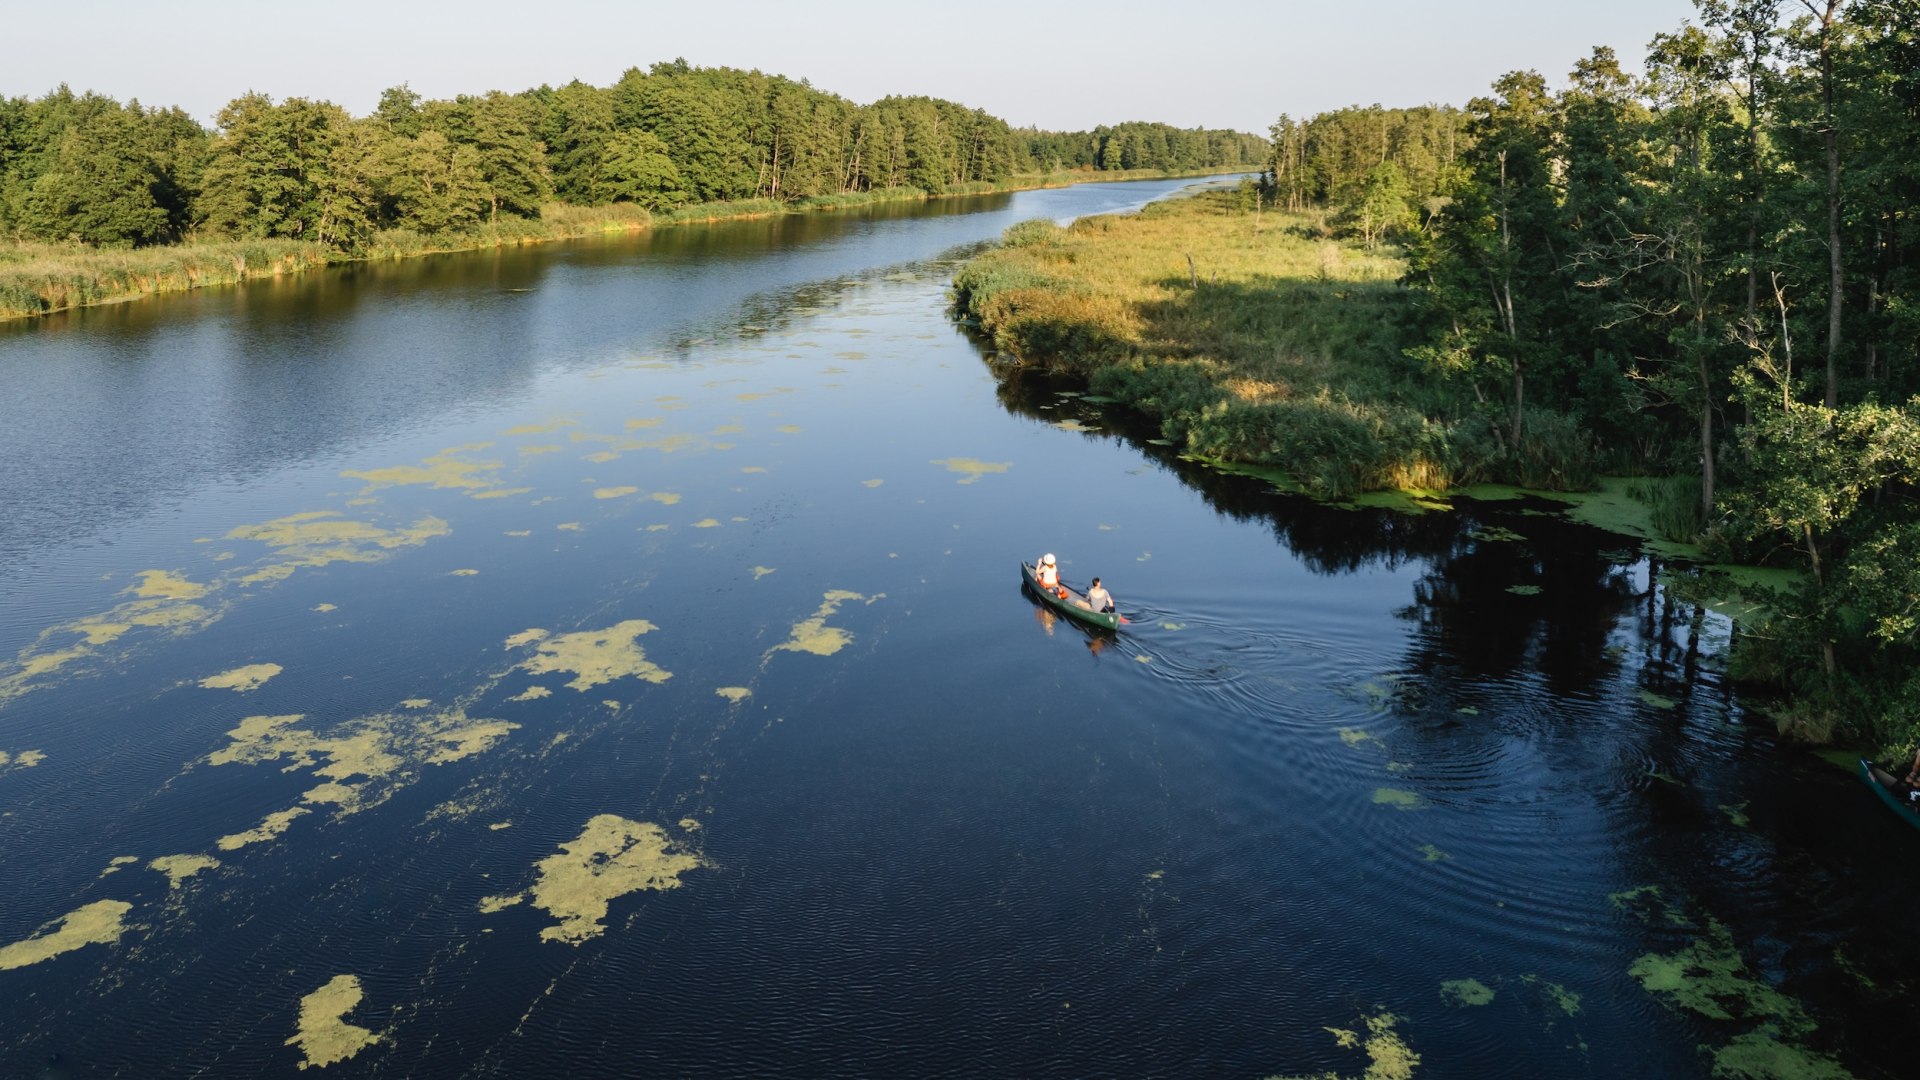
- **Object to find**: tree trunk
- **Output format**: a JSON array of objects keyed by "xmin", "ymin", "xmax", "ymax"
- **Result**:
[{"xmin": 1807, "ymin": 0, "xmax": 1844, "ymax": 408}]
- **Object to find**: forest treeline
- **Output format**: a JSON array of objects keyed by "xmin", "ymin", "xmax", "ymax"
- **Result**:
[
  {"xmin": 0, "ymin": 59, "xmax": 1265, "ymax": 253},
  {"xmin": 1273, "ymin": 1, "xmax": 1920, "ymax": 744},
  {"xmin": 964, "ymin": 2, "xmax": 1919, "ymax": 745}
]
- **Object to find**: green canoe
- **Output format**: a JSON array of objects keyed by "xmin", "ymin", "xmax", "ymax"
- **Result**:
[
  {"xmin": 1021, "ymin": 561, "xmax": 1121, "ymax": 631},
  {"xmin": 1859, "ymin": 758, "xmax": 1920, "ymax": 833}
]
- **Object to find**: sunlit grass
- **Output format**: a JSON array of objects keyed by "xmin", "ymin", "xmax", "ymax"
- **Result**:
[{"xmin": 953, "ymin": 190, "xmax": 1491, "ymax": 498}]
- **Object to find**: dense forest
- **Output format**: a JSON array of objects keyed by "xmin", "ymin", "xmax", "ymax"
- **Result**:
[
  {"xmin": 1255, "ymin": 1, "xmax": 1918, "ymax": 742},
  {"xmin": 0, "ymin": 59, "xmax": 1264, "ymax": 253}
]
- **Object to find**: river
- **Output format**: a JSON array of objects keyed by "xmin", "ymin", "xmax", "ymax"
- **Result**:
[{"xmin": 0, "ymin": 178, "xmax": 1911, "ymax": 1079}]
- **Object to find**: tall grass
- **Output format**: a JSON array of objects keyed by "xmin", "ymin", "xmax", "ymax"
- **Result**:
[
  {"xmin": 0, "ymin": 165, "xmax": 1251, "ymax": 323},
  {"xmin": 0, "ymin": 239, "xmax": 330, "ymax": 319},
  {"xmin": 953, "ymin": 191, "xmax": 1494, "ymax": 497}
]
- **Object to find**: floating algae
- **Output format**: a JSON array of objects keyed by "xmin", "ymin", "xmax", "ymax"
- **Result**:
[
  {"xmin": 226, "ymin": 511, "xmax": 449, "ymax": 584},
  {"xmin": 1373, "ymin": 788, "xmax": 1427, "ymax": 811},
  {"xmin": 1621, "ymin": 893, "xmax": 1851, "ymax": 1078},
  {"xmin": 711, "ymin": 424, "xmax": 745, "ymax": 435},
  {"xmin": 930, "ymin": 457, "xmax": 1010, "ymax": 484},
  {"xmin": 648, "ymin": 492, "xmax": 682, "ymax": 505},
  {"xmin": 100, "ymin": 854, "xmax": 138, "ymax": 876},
  {"xmin": 200, "ymin": 663, "xmax": 283, "ymax": 692},
  {"xmin": 504, "ymin": 629, "xmax": 548, "ymax": 649},
  {"xmin": 313, "ymin": 603, "xmax": 337, "ymax": 612},
  {"xmin": 715, "ymin": 687, "xmax": 752, "ymax": 702},
  {"xmin": 0, "ymin": 899, "xmax": 133, "ymax": 971},
  {"xmin": 399, "ymin": 699, "xmax": 430, "ymax": 709},
  {"xmin": 285, "ymin": 974, "xmax": 383, "ymax": 1070},
  {"xmin": 511, "ymin": 621, "xmax": 671, "ymax": 690},
  {"xmin": 217, "ymin": 807, "xmax": 312, "ymax": 850},
  {"xmin": 1418, "ymin": 844, "xmax": 1453, "ymax": 862},
  {"xmin": 133, "ymin": 569, "xmax": 209, "ymax": 600},
  {"xmin": 1270, "ymin": 1011, "xmax": 1419, "ymax": 1080},
  {"xmin": 1, "ymin": 748, "xmax": 48, "ymax": 773},
  {"xmin": 777, "ymin": 425, "xmax": 803, "ymax": 434},
  {"xmin": 1519, "ymin": 975, "xmax": 1582, "ymax": 1016},
  {"xmin": 0, "ymin": 567, "xmax": 225, "ymax": 705},
  {"xmin": 592, "ymin": 486, "xmax": 638, "ymax": 499},
  {"xmin": 770, "ymin": 591, "xmax": 876, "ymax": 658},
  {"xmin": 1338, "ymin": 728, "xmax": 1386, "ymax": 750},
  {"xmin": 862, "ymin": 479, "xmax": 884, "ymax": 488},
  {"xmin": 741, "ymin": 466, "xmax": 768, "ymax": 474},
  {"xmin": 1506, "ymin": 585, "xmax": 1543, "ymax": 596},
  {"xmin": 300, "ymin": 782, "xmax": 365, "ymax": 812},
  {"xmin": 1721, "ymin": 802, "xmax": 1752, "ymax": 828},
  {"xmin": 504, "ymin": 419, "xmax": 578, "ymax": 435},
  {"xmin": 208, "ymin": 707, "xmax": 518, "ymax": 816},
  {"xmin": 149, "ymin": 853, "xmax": 219, "ymax": 888},
  {"xmin": 750, "ymin": 566, "xmax": 776, "ymax": 580},
  {"xmin": 504, "ymin": 530, "xmax": 532, "ymax": 538},
  {"xmin": 509, "ymin": 686, "xmax": 552, "ymax": 702},
  {"xmin": 556, "ymin": 522, "xmax": 581, "ymax": 531},
  {"xmin": 1639, "ymin": 689, "xmax": 1680, "ymax": 709},
  {"xmin": 625, "ymin": 417, "xmax": 664, "ymax": 430},
  {"xmin": 480, "ymin": 815, "xmax": 704, "ymax": 944},
  {"xmin": 340, "ymin": 444, "xmax": 513, "ymax": 498},
  {"xmin": 518, "ymin": 444, "xmax": 563, "ymax": 456},
  {"xmin": 1440, "ymin": 979, "xmax": 1495, "ymax": 1007},
  {"xmin": 692, "ymin": 518, "xmax": 721, "ymax": 528}
]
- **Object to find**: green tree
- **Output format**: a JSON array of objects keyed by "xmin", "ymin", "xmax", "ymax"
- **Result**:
[{"xmin": 602, "ymin": 129, "xmax": 684, "ymax": 209}]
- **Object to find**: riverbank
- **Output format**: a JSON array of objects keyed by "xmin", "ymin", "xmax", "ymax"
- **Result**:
[
  {"xmin": 0, "ymin": 168, "xmax": 1245, "ymax": 322},
  {"xmin": 951, "ymin": 188, "xmax": 1500, "ymax": 498}
]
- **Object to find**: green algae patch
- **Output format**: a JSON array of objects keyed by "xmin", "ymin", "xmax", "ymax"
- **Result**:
[
  {"xmin": 208, "ymin": 707, "xmax": 519, "ymax": 817},
  {"xmin": 1419, "ymin": 844, "xmax": 1453, "ymax": 862},
  {"xmin": 149, "ymin": 853, "xmax": 220, "ymax": 888},
  {"xmin": 509, "ymin": 686, "xmax": 551, "ymax": 702},
  {"xmin": 1, "ymin": 748, "xmax": 48, "ymax": 773},
  {"xmin": 556, "ymin": 522, "xmax": 582, "ymax": 531},
  {"xmin": 862, "ymin": 478, "xmax": 884, "ymax": 488},
  {"xmin": 133, "ymin": 569, "xmax": 210, "ymax": 600},
  {"xmin": 518, "ymin": 443, "xmax": 564, "ymax": 456},
  {"xmin": 1620, "ymin": 891, "xmax": 1850, "ymax": 1077},
  {"xmin": 1270, "ymin": 1011, "xmax": 1419, "ymax": 1080},
  {"xmin": 1712, "ymin": 1028, "xmax": 1853, "ymax": 1080},
  {"xmin": 751, "ymin": 566, "xmax": 776, "ymax": 580},
  {"xmin": 1466, "ymin": 526, "xmax": 1527, "ymax": 543},
  {"xmin": 593, "ymin": 486, "xmax": 638, "ymax": 500},
  {"xmin": 513, "ymin": 621, "xmax": 671, "ymax": 691},
  {"xmin": 1440, "ymin": 979, "xmax": 1494, "ymax": 1007},
  {"xmin": 648, "ymin": 492, "xmax": 682, "ymax": 505},
  {"xmin": 477, "ymin": 893, "xmax": 523, "ymax": 913},
  {"xmin": 217, "ymin": 807, "xmax": 311, "ymax": 850},
  {"xmin": 1341, "ymin": 489, "xmax": 1453, "ymax": 515},
  {"xmin": 1640, "ymin": 689, "xmax": 1680, "ymax": 709},
  {"xmin": 1373, "ymin": 788, "xmax": 1427, "ymax": 811},
  {"xmin": 931, "ymin": 457, "xmax": 1010, "ymax": 484},
  {"xmin": 741, "ymin": 466, "xmax": 769, "ymax": 474},
  {"xmin": 313, "ymin": 603, "xmax": 338, "ymax": 612},
  {"xmin": 771, "ymin": 590, "xmax": 875, "ymax": 658},
  {"xmin": 100, "ymin": 855, "xmax": 138, "ymax": 876},
  {"xmin": 226, "ymin": 511, "xmax": 449, "ymax": 584},
  {"xmin": 1338, "ymin": 728, "xmax": 1385, "ymax": 750},
  {"xmin": 340, "ymin": 444, "xmax": 513, "ymax": 499},
  {"xmin": 776, "ymin": 424, "xmax": 802, "ymax": 434},
  {"xmin": 0, "ymin": 899, "xmax": 134, "ymax": 971},
  {"xmin": 483, "ymin": 815, "xmax": 704, "ymax": 944},
  {"xmin": 285, "ymin": 974, "xmax": 383, "ymax": 1070},
  {"xmin": 503, "ymin": 629, "xmax": 548, "ymax": 649},
  {"xmin": 1520, "ymin": 974, "xmax": 1582, "ymax": 1016},
  {"xmin": 1506, "ymin": 584, "xmax": 1543, "ymax": 596},
  {"xmin": 200, "ymin": 663, "xmax": 283, "ymax": 692},
  {"xmin": 715, "ymin": 687, "xmax": 752, "ymax": 702},
  {"xmin": 691, "ymin": 518, "xmax": 721, "ymax": 528},
  {"xmin": 504, "ymin": 419, "xmax": 578, "ymax": 436},
  {"xmin": 1720, "ymin": 802, "xmax": 1751, "ymax": 828}
]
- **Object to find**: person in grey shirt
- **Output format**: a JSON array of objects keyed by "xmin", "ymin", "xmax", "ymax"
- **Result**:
[{"xmin": 1085, "ymin": 577, "xmax": 1114, "ymax": 614}]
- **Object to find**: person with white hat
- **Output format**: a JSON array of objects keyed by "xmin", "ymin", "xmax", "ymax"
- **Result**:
[{"xmin": 1036, "ymin": 552, "xmax": 1061, "ymax": 593}]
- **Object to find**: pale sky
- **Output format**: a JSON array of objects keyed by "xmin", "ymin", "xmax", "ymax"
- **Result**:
[{"xmin": 7, "ymin": 0, "xmax": 1701, "ymax": 132}]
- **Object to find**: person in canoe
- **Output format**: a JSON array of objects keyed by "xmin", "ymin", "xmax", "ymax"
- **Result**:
[
  {"xmin": 1036, "ymin": 553, "xmax": 1066, "ymax": 598},
  {"xmin": 1085, "ymin": 576, "xmax": 1115, "ymax": 615}
]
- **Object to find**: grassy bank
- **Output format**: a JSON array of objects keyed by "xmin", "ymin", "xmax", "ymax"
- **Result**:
[
  {"xmin": 0, "ymin": 167, "xmax": 1245, "ymax": 322},
  {"xmin": 953, "ymin": 189, "xmax": 1501, "ymax": 497}
]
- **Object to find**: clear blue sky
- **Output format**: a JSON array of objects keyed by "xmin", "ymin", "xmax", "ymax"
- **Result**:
[{"xmin": 7, "ymin": 0, "xmax": 1702, "ymax": 132}]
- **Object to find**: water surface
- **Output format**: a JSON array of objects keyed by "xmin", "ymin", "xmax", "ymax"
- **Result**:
[{"xmin": 0, "ymin": 179, "xmax": 1911, "ymax": 1079}]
